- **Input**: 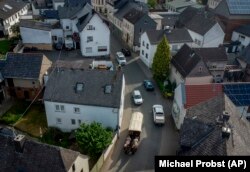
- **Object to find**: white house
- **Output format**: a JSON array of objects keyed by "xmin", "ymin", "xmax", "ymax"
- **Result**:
[
  {"xmin": 231, "ymin": 24, "xmax": 250, "ymax": 51},
  {"xmin": 77, "ymin": 12, "xmax": 110, "ymax": 57},
  {"xmin": 0, "ymin": 0, "xmax": 28, "ymax": 36},
  {"xmin": 20, "ymin": 20, "xmax": 53, "ymax": 50},
  {"xmin": 44, "ymin": 69, "xmax": 125, "ymax": 133},
  {"xmin": 140, "ymin": 28, "xmax": 193, "ymax": 68}
]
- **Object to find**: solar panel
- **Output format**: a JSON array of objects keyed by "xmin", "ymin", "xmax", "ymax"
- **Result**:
[
  {"xmin": 227, "ymin": 0, "xmax": 250, "ymax": 15},
  {"xmin": 224, "ymin": 83, "xmax": 250, "ymax": 106}
]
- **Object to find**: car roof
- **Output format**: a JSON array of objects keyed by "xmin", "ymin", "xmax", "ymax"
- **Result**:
[
  {"xmin": 133, "ymin": 90, "xmax": 141, "ymax": 95},
  {"xmin": 117, "ymin": 52, "xmax": 124, "ymax": 57},
  {"xmin": 153, "ymin": 105, "xmax": 164, "ymax": 113}
]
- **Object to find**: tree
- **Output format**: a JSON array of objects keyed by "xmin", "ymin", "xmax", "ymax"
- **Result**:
[
  {"xmin": 10, "ymin": 24, "xmax": 20, "ymax": 36},
  {"xmin": 152, "ymin": 35, "xmax": 171, "ymax": 82},
  {"xmin": 75, "ymin": 122, "xmax": 113, "ymax": 158},
  {"xmin": 148, "ymin": 0, "xmax": 157, "ymax": 9}
]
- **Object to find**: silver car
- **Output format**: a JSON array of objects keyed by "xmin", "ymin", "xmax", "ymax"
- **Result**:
[
  {"xmin": 152, "ymin": 105, "xmax": 165, "ymax": 125},
  {"xmin": 132, "ymin": 90, "xmax": 143, "ymax": 105}
]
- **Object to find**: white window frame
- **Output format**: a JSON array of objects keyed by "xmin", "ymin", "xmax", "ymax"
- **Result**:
[
  {"xmin": 71, "ymin": 119, "xmax": 76, "ymax": 125},
  {"xmin": 56, "ymin": 118, "xmax": 62, "ymax": 124},
  {"xmin": 74, "ymin": 107, "xmax": 80, "ymax": 114},
  {"xmin": 55, "ymin": 104, "xmax": 65, "ymax": 112}
]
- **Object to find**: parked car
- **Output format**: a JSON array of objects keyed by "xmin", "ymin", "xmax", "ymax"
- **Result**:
[
  {"xmin": 132, "ymin": 90, "xmax": 143, "ymax": 105},
  {"xmin": 152, "ymin": 105, "xmax": 165, "ymax": 125},
  {"xmin": 143, "ymin": 80, "xmax": 154, "ymax": 91},
  {"xmin": 121, "ymin": 48, "xmax": 131, "ymax": 56},
  {"xmin": 116, "ymin": 52, "xmax": 126, "ymax": 66}
]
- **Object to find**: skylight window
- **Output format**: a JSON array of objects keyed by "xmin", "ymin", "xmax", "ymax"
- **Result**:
[
  {"xmin": 4, "ymin": 4, "xmax": 12, "ymax": 10},
  {"xmin": 104, "ymin": 85, "xmax": 112, "ymax": 94},
  {"xmin": 76, "ymin": 82, "xmax": 84, "ymax": 92}
]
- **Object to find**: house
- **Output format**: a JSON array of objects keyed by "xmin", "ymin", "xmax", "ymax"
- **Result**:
[
  {"xmin": 160, "ymin": 13, "xmax": 179, "ymax": 30},
  {"xmin": 44, "ymin": 69, "xmax": 125, "ymax": 132},
  {"xmin": 42, "ymin": 10, "xmax": 60, "ymax": 24},
  {"xmin": 32, "ymin": 0, "xmax": 53, "ymax": 16},
  {"xmin": 231, "ymin": 24, "xmax": 250, "ymax": 51},
  {"xmin": 177, "ymin": 7, "xmax": 225, "ymax": 48},
  {"xmin": 148, "ymin": 13, "xmax": 163, "ymax": 30},
  {"xmin": 0, "ymin": 0, "xmax": 28, "ymax": 36},
  {"xmin": 122, "ymin": 8, "xmax": 157, "ymax": 51},
  {"xmin": 0, "ymin": 53, "xmax": 52, "ymax": 100},
  {"xmin": 170, "ymin": 44, "xmax": 228, "ymax": 85},
  {"xmin": 58, "ymin": 2, "xmax": 110, "ymax": 56},
  {"xmin": 140, "ymin": 28, "xmax": 193, "ymax": 68},
  {"xmin": 0, "ymin": 134, "xmax": 89, "ymax": 172},
  {"xmin": 172, "ymin": 83, "xmax": 223, "ymax": 129},
  {"xmin": 77, "ymin": 11, "xmax": 110, "ymax": 57},
  {"xmin": 178, "ymin": 83, "xmax": 250, "ymax": 155},
  {"xmin": 106, "ymin": 0, "xmax": 148, "ymax": 40},
  {"xmin": 20, "ymin": 20, "xmax": 53, "ymax": 50},
  {"xmin": 207, "ymin": 0, "xmax": 222, "ymax": 9},
  {"xmin": 211, "ymin": 0, "xmax": 250, "ymax": 42},
  {"xmin": 92, "ymin": 0, "xmax": 106, "ymax": 13},
  {"xmin": 165, "ymin": 0, "xmax": 204, "ymax": 13}
]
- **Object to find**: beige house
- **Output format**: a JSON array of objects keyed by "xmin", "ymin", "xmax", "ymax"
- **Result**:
[
  {"xmin": 170, "ymin": 44, "xmax": 228, "ymax": 85},
  {"xmin": 1, "ymin": 53, "xmax": 52, "ymax": 100}
]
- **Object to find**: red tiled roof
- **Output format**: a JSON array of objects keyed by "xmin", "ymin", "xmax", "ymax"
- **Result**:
[{"xmin": 185, "ymin": 84, "xmax": 223, "ymax": 108}]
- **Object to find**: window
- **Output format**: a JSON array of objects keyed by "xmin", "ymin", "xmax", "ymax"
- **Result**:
[
  {"xmin": 86, "ymin": 47, "xmax": 92, "ymax": 53},
  {"xmin": 66, "ymin": 26, "xmax": 69, "ymax": 29},
  {"xmin": 71, "ymin": 119, "xmax": 76, "ymax": 125},
  {"xmin": 98, "ymin": 46, "xmax": 107, "ymax": 52},
  {"xmin": 87, "ymin": 36, "xmax": 93, "ymax": 42},
  {"xmin": 56, "ymin": 118, "xmax": 62, "ymax": 124},
  {"xmin": 142, "ymin": 50, "xmax": 144, "ymax": 55},
  {"xmin": 145, "ymin": 53, "xmax": 148, "ymax": 59},
  {"xmin": 87, "ymin": 25, "xmax": 95, "ymax": 30},
  {"xmin": 52, "ymin": 36, "xmax": 57, "ymax": 41},
  {"xmin": 78, "ymin": 120, "xmax": 81, "ymax": 125},
  {"xmin": 239, "ymin": 35, "xmax": 245, "ymax": 40},
  {"xmin": 72, "ymin": 163, "xmax": 75, "ymax": 171},
  {"xmin": 74, "ymin": 107, "xmax": 80, "ymax": 113},
  {"xmin": 142, "ymin": 41, "xmax": 145, "ymax": 46},
  {"xmin": 195, "ymin": 39, "xmax": 201, "ymax": 46},
  {"xmin": 146, "ymin": 43, "xmax": 149, "ymax": 49},
  {"xmin": 55, "ymin": 105, "xmax": 64, "ymax": 112},
  {"xmin": 172, "ymin": 45, "xmax": 178, "ymax": 51}
]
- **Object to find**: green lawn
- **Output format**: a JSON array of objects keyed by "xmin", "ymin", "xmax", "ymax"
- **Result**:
[
  {"xmin": 14, "ymin": 104, "xmax": 48, "ymax": 137},
  {"xmin": 0, "ymin": 101, "xmax": 28, "ymax": 124},
  {"xmin": 0, "ymin": 39, "xmax": 11, "ymax": 56}
]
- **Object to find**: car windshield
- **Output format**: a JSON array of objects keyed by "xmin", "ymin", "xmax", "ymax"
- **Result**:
[
  {"xmin": 134, "ymin": 95, "xmax": 142, "ymax": 99},
  {"xmin": 156, "ymin": 112, "xmax": 164, "ymax": 116},
  {"xmin": 119, "ymin": 56, "xmax": 125, "ymax": 60},
  {"xmin": 147, "ymin": 82, "xmax": 153, "ymax": 87}
]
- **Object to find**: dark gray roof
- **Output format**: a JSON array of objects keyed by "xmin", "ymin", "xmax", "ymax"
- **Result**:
[
  {"xmin": 58, "ymin": 2, "xmax": 91, "ymax": 19},
  {"xmin": 107, "ymin": 0, "xmax": 130, "ymax": 10},
  {"xmin": 160, "ymin": 13, "xmax": 179, "ymax": 28},
  {"xmin": 44, "ymin": 69, "xmax": 123, "ymax": 108},
  {"xmin": 146, "ymin": 28, "xmax": 193, "ymax": 44},
  {"xmin": 43, "ymin": 10, "xmax": 59, "ymax": 19},
  {"xmin": 0, "ymin": 134, "xmax": 86, "ymax": 172},
  {"xmin": 0, "ymin": 0, "xmax": 27, "ymax": 20},
  {"xmin": 1, "ymin": 53, "xmax": 44, "ymax": 79},
  {"xmin": 76, "ymin": 9, "xmax": 94, "ymax": 32},
  {"xmin": 19, "ymin": 20, "xmax": 52, "ymax": 31},
  {"xmin": 171, "ymin": 44, "xmax": 201, "ymax": 78},
  {"xmin": 64, "ymin": 0, "xmax": 90, "ymax": 7},
  {"xmin": 194, "ymin": 46, "xmax": 228, "ymax": 62},
  {"xmin": 114, "ymin": 1, "xmax": 148, "ymax": 21},
  {"xmin": 123, "ymin": 8, "xmax": 145, "ymax": 24},
  {"xmin": 185, "ymin": 14, "xmax": 217, "ymax": 35},
  {"xmin": 179, "ymin": 95, "xmax": 227, "ymax": 156},
  {"xmin": 177, "ymin": 6, "xmax": 199, "ymax": 27},
  {"xmin": 235, "ymin": 24, "xmax": 250, "ymax": 37}
]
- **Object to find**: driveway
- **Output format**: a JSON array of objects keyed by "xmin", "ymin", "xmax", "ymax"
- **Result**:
[{"xmin": 100, "ymin": 35, "xmax": 179, "ymax": 172}]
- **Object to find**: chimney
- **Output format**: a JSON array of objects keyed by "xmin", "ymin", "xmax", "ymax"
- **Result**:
[
  {"xmin": 222, "ymin": 126, "xmax": 231, "ymax": 139},
  {"xmin": 14, "ymin": 135, "xmax": 26, "ymax": 153}
]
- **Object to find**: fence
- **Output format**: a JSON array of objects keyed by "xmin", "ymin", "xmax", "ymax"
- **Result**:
[{"xmin": 90, "ymin": 134, "xmax": 118, "ymax": 172}]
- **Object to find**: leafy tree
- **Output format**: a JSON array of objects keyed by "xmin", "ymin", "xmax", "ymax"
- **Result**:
[
  {"xmin": 75, "ymin": 122, "xmax": 113, "ymax": 158},
  {"xmin": 148, "ymin": 0, "xmax": 157, "ymax": 9},
  {"xmin": 10, "ymin": 24, "xmax": 20, "ymax": 36},
  {"xmin": 152, "ymin": 35, "xmax": 171, "ymax": 81}
]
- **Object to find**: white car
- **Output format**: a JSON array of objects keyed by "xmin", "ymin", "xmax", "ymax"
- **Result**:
[
  {"xmin": 132, "ymin": 90, "xmax": 143, "ymax": 105},
  {"xmin": 116, "ymin": 52, "xmax": 126, "ymax": 66},
  {"xmin": 152, "ymin": 105, "xmax": 165, "ymax": 125}
]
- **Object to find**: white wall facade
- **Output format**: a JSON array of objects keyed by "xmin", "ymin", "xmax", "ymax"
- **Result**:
[
  {"xmin": 60, "ymin": 19, "xmax": 73, "ymax": 31},
  {"xmin": 188, "ymin": 23, "xmax": 224, "ymax": 48},
  {"xmin": 67, "ymin": 156, "xmax": 89, "ymax": 172},
  {"xmin": 169, "ymin": 65, "xmax": 185, "ymax": 85},
  {"xmin": 20, "ymin": 27, "xmax": 52, "ymax": 44},
  {"xmin": 45, "ymin": 101, "xmax": 119, "ymax": 132},
  {"xmin": 232, "ymin": 31, "xmax": 250, "ymax": 48},
  {"xmin": 53, "ymin": 2, "xmax": 65, "ymax": 10},
  {"xmin": 80, "ymin": 14, "xmax": 110, "ymax": 56},
  {"xmin": 51, "ymin": 28, "xmax": 64, "ymax": 43},
  {"xmin": 172, "ymin": 83, "xmax": 186, "ymax": 130},
  {"xmin": 203, "ymin": 23, "xmax": 225, "ymax": 47}
]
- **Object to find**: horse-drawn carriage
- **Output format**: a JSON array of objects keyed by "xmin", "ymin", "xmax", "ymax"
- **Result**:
[{"xmin": 124, "ymin": 112, "xmax": 143, "ymax": 155}]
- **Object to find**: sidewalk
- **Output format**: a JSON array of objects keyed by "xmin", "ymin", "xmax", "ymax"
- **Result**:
[{"xmin": 136, "ymin": 57, "xmax": 153, "ymax": 79}]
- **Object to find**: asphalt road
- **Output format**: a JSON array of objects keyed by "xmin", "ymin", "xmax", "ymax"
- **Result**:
[{"xmin": 100, "ymin": 35, "xmax": 179, "ymax": 172}]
